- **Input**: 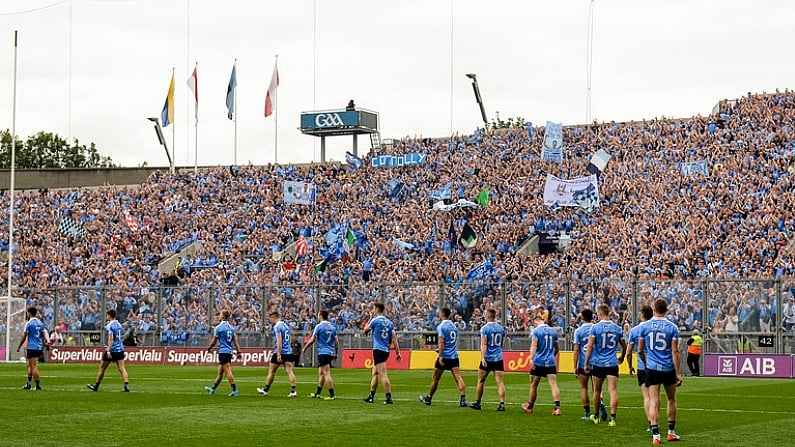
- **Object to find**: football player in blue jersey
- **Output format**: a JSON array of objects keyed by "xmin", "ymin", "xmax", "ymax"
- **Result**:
[
  {"xmin": 205, "ymin": 309, "xmax": 243, "ymax": 396},
  {"xmin": 302, "ymin": 310, "xmax": 340, "ymax": 400},
  {"xmin": 470, "ymin": 308, "xmax": 506, "ymax": 411},
  {"xmin": 625, "ymin": 305, "xmax": 653, "ymax": 431},
  {"xmin": 584, "ymin": 304, "xmax": 626, "ymax": 426},
  {"xmin": 258, "ymin": 311, "xmax": 298, "ymax": 397},
  {"xmin": 87, "ymin": 309, "xmax": 130, "ymax": 392},
  {"xmin": 16, "ymin": 307, "xmax": 46, "ymax": 390},
  {"xmin": 418, "ymin": 308, "xmax": 467, "ymax": 407},
  {"xmin": 639, "ymin": 298, "xmax": 682, "ymax": 444},
  {"xmin": 522, "ymin": 314, "xmax": 561, "ymax": 415},
  {"xmin": 363, "ymin": 302, "xmax": 402, "ymax": 404}
]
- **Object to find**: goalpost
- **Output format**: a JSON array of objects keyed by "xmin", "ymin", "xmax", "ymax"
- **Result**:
[{"xmin": 1, "ymin": 297, "xmax": 27, "ymax": 362}]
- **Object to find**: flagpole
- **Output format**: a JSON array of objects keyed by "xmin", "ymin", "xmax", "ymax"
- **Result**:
[
  {"xmin": 194, "ymin": 62, "xmax": 198, "ymax": 174},
  {"xmin": 171, "ymin": 67, "xmax": 176, "ymax": 174},
  {"xmin": 274, "ymin": 54, "xmax": 278, "ymax": 165},
  {"xmin": 234, "ymin": 58, "xmax": 238, "ymax": 165},
  {"xmin": 6, "ymin": 31, "xmax": 18, "ymax": 362}
]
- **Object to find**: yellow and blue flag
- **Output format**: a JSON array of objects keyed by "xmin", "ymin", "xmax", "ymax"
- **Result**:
[{"xmin": 161, "ymin": 72, "xmax": 175, "ymax": 127}]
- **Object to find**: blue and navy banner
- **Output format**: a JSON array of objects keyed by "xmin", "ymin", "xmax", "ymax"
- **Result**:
[
  {"xmin": 345, "ymin": 151, "xmax": 364, "ymax": 170},
  {"xmin": 679, "ymin": 160, "xmax": 709, "ymax": 177},
  {"xmin": 541, "ymin": 121, "xmax": 563, "ymax": 162},
  {"xmin": 388, "ymin": 179, "xmax": 404, "ymax": 197},
  {"xmin": 283, "ymin": 180, "xmax": 317, "ymax": 206},
  {"xmin": 430, "ymin": 183, "xmax": 452, "ymax": 201},
  {"xmin": 371, "ymin": 152, "xmax": 426, "ymax": 168},
  {"xmin": 467, "ymin": 257, "xmax": 494, "ymax": 282},
  {"xmin": 543, "ymin": 174, "xmax": 599, "ymax": 211}
]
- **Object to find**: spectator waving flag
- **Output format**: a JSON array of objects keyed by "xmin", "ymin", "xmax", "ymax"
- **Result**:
[
  {"xmin": 477, "ymin": 186, "xmax": 490, "ymax": 208},
  {"xmin": 58, "ymin": 216, "xmax": 85, "ymax": 238},
  {"xmin": 467, "ymin": 257, "xmax": 494, "ymax": 282},
  {"xmin": 226, "ymin": 62, "xmax": 237, "ymax": 120},
  {"xmin": 541, "ymin": 121, "xmax": 563, "ymax": 162},
  {"xmin": 430, "ymin": 183, "xmax": 452, "ymax": 202},
  {"xmin": 571, "ymin": 183, "xmax": 599, "ymax": 213},
  {"xmin": 295, "ymin": 235, "xmax": 309, "ymax": 256},
  {"xmin": 161, "ymin": 70, "xmax": 175, "ymax": 127},
  {"xmin": 459, "ymin": 222, "xmax": 478, "ymax": 248},
  {"xmin": 264, "ymin": 59, "xmax": 279, "ymax": 117},
  {"xmin": 123, "ymin": 210, "xmax": 139, "ymax": 233},
  {"xmin": 388, "ymin": 179, "xmax": 404, "ymax": 197},
  {"xmin": 345, "ymin": 151, "xmax": 364, "ymax": 169}
]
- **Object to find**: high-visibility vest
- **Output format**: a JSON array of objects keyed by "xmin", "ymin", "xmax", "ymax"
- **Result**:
[{"xmin": 687, "ymin": 334, "xmax": 702, "ymax": 355}]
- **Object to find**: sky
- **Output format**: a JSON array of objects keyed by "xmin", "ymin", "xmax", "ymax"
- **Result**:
[{"xmin": 0, "ymin": 0, "xmax": 793, "ymax": 168}]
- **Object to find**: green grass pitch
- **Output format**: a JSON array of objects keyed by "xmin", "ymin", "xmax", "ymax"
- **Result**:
[{"xmin": 1, "ymin": 363, "xmax": 794, "ymax": 446}]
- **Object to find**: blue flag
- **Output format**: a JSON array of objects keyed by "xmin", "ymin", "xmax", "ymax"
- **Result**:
[
  {"xmin": 467, "ymin": 257, "xmax": 494, "ymax": 282},
  {"xmin": 430, "ymin": 183, "xmax": 452, "ymax": 201},
  {"xmin": 388, "ymin": 179, "xmax": 404, "ymax": 197},
  {"xmin": 226, "ymin": 63, "xmax": 237, "ymax": 120},
  {"xmin": 345, "ymin": 151, "xmax": 364, "ymax": 170}
]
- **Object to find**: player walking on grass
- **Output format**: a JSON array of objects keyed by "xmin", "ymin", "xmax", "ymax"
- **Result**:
[
  {"xmin": 418, "ymin": 308, "xmax": 467, "ymax": 407},
  {"xmin": 522, "ymin": 313, "xmax": 561, "ymax": 416},
  {"xmin": 302, "ymin": 310, "xmax": 339, "ymax": 400},
  {"xmin": 258, "ymin": 311, "xmax": 298, "ymax": 397},
  {"xmin": 205, "ymin": 309, "xmax": 242, "ymax": 397},
  {"xmin": 584, "ymin": 304, "xmax": 626, "ymax": 427},
  {"xmin": 17, "ymin": 307, "xmax": 46, "ymax": 391},
  {"xmin": 573, "ymin": 308, "xmax": 606, "ymax": 421},
  {"xmin": 470, "ymin": 308, "xmax": 506, "ymax": 411},
  {"xmin": 363, "ymin": 302, "xmax": 401, "ymax": 404},
  {"xmin": 87, "ymin": 309, "xmax": 130, "ymax": 392},
  {"xmin": 626, "ymin": 305, "xmax": 653, "ymax": 432},
  {"xmin": 639, "ymin": 298, "xmax": 682, "ymax": 445}
]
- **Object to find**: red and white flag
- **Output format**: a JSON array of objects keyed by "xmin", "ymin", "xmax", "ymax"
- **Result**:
[
  {"xmin": 264, "ymin": 60, "xmax": 279, "ymax": 117},
  {"xmin": 123, "ymin": 210, "xmax": 139, "ymax": 233},
  {"xmin": 186, "ymin": 65, "xmax": 198, "ymax": 121},
  {"xmin": 295, "ymin": 235, "xmax": 309, "ymax": 256}
]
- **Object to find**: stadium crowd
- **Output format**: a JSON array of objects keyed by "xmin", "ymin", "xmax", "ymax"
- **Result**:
[{"xmin": 2, "ymin": 90, "xmax": 795, "ymax": 343}]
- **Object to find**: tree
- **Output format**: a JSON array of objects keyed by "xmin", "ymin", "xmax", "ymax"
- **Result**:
[{"xmin": 0, "ymin": 130, "xmax": 116, "ymax": 169}]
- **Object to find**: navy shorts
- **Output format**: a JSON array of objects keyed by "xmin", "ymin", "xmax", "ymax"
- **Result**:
[
  {"xmin": 637, "ymin": 369, "xmax": 647, "ymax": 387},
  {"xmin": 372, "ymin": 349, "xmax": 390, "ymax": 365},
  {"xmin": 26, "ymin": 349, "xmax": 43, "ymax": 360},
  {"xmin": 270, "ymin": 352, "xmax": 292, "ymax": 365},
  {"xmin": 645, "ymin": 369, "xmax": 677, "ymax": 387},
  {"xmin": 318, "ymin": 354, "xmax": 334, "ymax": 367},
  {"xmin": 103, "ymin": 351, "xmax": 126, "ymax": 363},
  {"xmin": 590, "ymin": 365, "xmax": 619, "ymax": 379},
  {"xmin": 531, "ymin": 365, "xmax": 557, "ymax": 377},
  {"xmin": 576, "ymin": 367, "xmax": 591, "ymax": 377},
  {"xmin": 218, "ymin": 353, "xmax": 233, "ymax": 365},
  {"xmin": 479, "ymin": 360, "xmax": 504, "ymax": 372},
  {"xmin": 435, "ymin": 357, "xmax": 460, "ymax": 371}
]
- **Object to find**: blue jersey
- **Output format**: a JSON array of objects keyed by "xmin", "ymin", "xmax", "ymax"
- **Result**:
[
  {"xmin": 531, "ymin": 323, "xmax": 558, "ymax": 367},
  {"xmin": 106, "ymin": 320, "xmax": 124, "ymax": 352},
  {"xmin": 639, "ymin": 317, "xmax": 679, "ymax": 372},
  {"xmin": 313, "ymin": 320, "xmax": 337, "ymax": 356},
  {"xmin": 368, "ymin": 315, "xmax": 395, "ymax": 353},
  {"xmin": 24, "ymin": 318, "xmax": 46, "ymax": 351},
  {"xmin": 273, "ymin": 321, "xmax": 292, "ymax": 354},
  {"xmin": 573, "ymin": 323, "xmax": 593, "ymax": 370},
  {"xmin": 627, "ymin": 321, "xmax": 648, "ymax": 370},
  {"xmin": 437, "ymin": 320, "xmax": 459, "ymax": 359},
  {"xmin": 480, "ymin": 322, "xmax": 505, "ymax": 362},
  {"xmin": 588, "ymin": 320, "xmax": 624, "ymax": 368},
  {"xmin": 214, "ymin": 321, "xmax": 236, "ymax": 354}
]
